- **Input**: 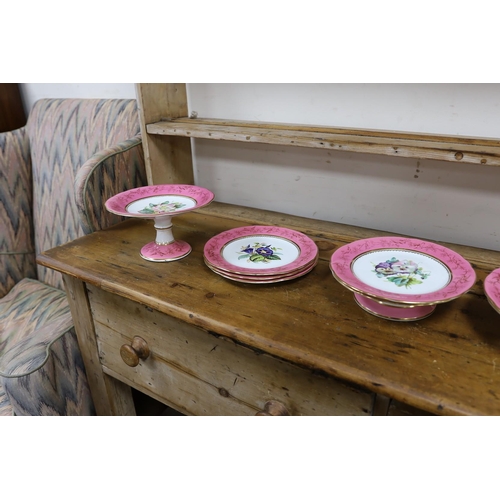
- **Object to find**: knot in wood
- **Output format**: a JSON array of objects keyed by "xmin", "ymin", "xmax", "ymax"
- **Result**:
[{"xmin": 315, "ymin": 240, "xmax": 336, "ymax": 251}]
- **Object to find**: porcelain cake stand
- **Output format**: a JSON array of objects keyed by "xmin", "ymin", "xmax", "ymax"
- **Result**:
[
  {"xmin": 330, "ymin": 236, "xmax": 476, "ymax": 321},
  {"xmin": 105, "ymin": 184, "xmax": 214, "ymax": 262}
]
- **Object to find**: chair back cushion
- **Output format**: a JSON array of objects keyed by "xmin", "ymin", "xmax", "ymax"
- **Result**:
[
  {"xmin": 27, "ymin": 99, "xmax": 141, "ymax": 288},
  {"xmin": 0, "ymin": 127, "xmax": 36, "ymax": 298}
]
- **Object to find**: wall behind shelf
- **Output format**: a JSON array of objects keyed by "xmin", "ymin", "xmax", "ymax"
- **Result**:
[
  {"xmin": 19, "ymin": 83, "xmax": 500, "ymax": 252},
  {"xmin": 187, "ymin": 83, "xmax": 500, "ymax": 139},
  {"xmin": 19, "ymin": 83, "xmax": 136, "ymax": 117}
]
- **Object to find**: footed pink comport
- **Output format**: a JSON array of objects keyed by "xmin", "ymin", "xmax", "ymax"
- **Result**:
[
  {"xmin": 330, "ymin": 236, "xmax": 476, "ymax": 321},
  {"xmin": 105, "ymin": 184, "xmax": 214, "ymax": 262}
]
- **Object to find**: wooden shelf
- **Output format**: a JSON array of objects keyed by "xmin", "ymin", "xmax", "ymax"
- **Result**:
[
  {"xmin": 38, "ymin": 202, "xmax": 500, "ymax": 415},
  {"xmin": 147, "ymin": 117, "xmax": 500, "ymax": 167}
]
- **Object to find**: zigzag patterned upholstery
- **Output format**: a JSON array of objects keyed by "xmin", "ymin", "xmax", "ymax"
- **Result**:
[
  {"xmin": 74, "ymin": 134, "xmax": 145, "ymax": 235},
  {"xmin": 28, "ymin": 99, "xmax": 146, "ymax": 289},
  {"xmin": 0, "ymin": 279, "xmax": 95, "ymax": 415},
  {"xmin": 0, "ymin": 127, "xmax": 36, "ymax": 299},
  {"xmin": 0, "ymin": 389, "xmax": 11, "ymax": 416},
  {"xmin": 0, "ymin": 98, "xmax": 147, "ymax": 415}
]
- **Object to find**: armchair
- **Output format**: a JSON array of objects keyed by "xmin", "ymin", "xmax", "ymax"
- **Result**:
[{"xmin": 0, "ymin": 98, "xmax": 147, "ymax": 415}]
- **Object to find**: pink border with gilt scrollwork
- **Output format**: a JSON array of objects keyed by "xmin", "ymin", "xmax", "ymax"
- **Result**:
[
  {"xmin": 204, "ymin": 225, "xmax": 318, "ymax": 275},
  {"xmin": 485, "ymin": 268, "xmax": 500, "ymax": 314},
  {"xmin": 105, "ymin": 184, "xmax": 214, "ymax": 218},
  {"xmin": 330, "ymin": 236, "xmax": 476, "ymax": 305}
]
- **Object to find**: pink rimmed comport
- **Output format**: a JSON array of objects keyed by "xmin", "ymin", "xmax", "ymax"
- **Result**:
[
  {"xmin": 330, "ymin": 236, "xmax": 476, "ymax": 321},
  {"xmin": 105, "ymin": 184, "xmax": 214, "ymax": 262}
]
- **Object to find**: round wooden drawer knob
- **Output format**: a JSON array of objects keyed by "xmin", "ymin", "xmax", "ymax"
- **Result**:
[
  {"xmin": 120, "ymin": 336, "xmax": 150, "ymax": 367},
  {"xmin": 255, "ymin": 400, "xmax": 290, "ymax": 416}
]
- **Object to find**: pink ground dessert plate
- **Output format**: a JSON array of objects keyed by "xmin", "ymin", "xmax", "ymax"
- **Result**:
[
  {"xmin": 105, "ymin": 184, "xmax": 214, "ymax": 262},
  {"xmin": 330, "ymin": 236, "xmax": 476, "ymax": 321},
  {"xmin": 205, "ymin": 256, "xmax": 318, "ymax": 284},
  {"xmin": 484, "ymin": 268, "xmax": 500, "ymax": 314},
  {"xmin": 204, "ymin": 225, "xmax": 318, "ymax": 280}
]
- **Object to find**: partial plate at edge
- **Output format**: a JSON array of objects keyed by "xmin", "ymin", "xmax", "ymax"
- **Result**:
[{"xmin": 485, "ymin": 268, "xmax": 500, "ymax": 314}]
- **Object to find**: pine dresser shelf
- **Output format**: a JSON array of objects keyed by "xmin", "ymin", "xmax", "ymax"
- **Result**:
[
  {"xmin": 147, "ymin": 117, "xmax": 500, "ymax": 167},
  {"xmin": 38, "ymin": 84, "xmax": 500, "ymax": 416},
  {"xmin": 38, "ymin": 202, "xmax": 500, "ymax": 416}
]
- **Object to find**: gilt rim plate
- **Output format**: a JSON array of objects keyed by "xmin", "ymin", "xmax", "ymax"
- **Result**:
[
  {"xmin": 204, "ymin": 226, "xmax": 318, "ymax": 276},
  {"xmin": 330, "ymin": 236, "xmax": 476, "ymax": 305},
  {"xmin": 484, "ymin": 268, "xmax": 500, "ymax": 314},
  {"xmin": 105, "ymin": 184, "xmax": 214, "ymax": 218},
  {"xmin": 205, "ymin": 256, "xmax": 318, "ymax": 283}
]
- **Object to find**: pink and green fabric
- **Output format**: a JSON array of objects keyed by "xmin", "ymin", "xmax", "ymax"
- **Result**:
[{"xmin": 0, "ymin": 98, "xmax": 147, "ymax": 415}]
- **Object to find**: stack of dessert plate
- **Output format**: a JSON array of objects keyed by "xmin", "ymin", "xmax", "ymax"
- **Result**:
[
  {"xmin": 330, "ymin": 236, "xmax": 476, "ymax": 321},
  {"xmin": 203, "ymin": 225, "xmax": 318, "ymax": 284}
]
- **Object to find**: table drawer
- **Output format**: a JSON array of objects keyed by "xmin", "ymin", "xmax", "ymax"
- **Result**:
[{"xmin": 87, "ymin": 284, "xmax": 373, "ymax": 416}]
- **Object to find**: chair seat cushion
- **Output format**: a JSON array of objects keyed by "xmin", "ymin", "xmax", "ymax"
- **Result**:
[
  {"xmin": 0, "ymin": 278, "xmax": 95, "ymax": 415},
  {"xmin": 0, "ymin": 381, "xmax": 13, "ymax": 416},
  {"xmin": 0, "ymin": 278, "xmax": 73, "ymax": 377}
]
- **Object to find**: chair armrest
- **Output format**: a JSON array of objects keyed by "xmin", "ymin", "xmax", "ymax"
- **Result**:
[
  {"xmin": 74, "ymin": 134, "xmax": 147, "ymax": 235},
  {"xmin": 0, "ymin": 127, "xmax": 36, "ymax": 298},
  {"xmin": 0, "ymin": 278, "xmax": 95, "ymax": 415},
  {"xmin": 0, "ymin": 279, "xmax": 73, "ymax": 378}
]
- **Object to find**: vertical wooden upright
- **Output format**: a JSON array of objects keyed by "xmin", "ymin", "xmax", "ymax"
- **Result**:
[
  {"xmin": 135, "ymin": 83, "xmax": 194, "ymax": 185},
  {"xmin": 63, "ymin": 275, "xmax": 136, "ymax": 416}
]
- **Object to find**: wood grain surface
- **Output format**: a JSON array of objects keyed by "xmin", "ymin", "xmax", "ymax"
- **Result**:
[
  {"xmin": 39, "ymin": 202, "xmax": 500, "ymax": 415},
  {"xmin": 89, "ymin": 283, "xmax": 372, "ymax": 416},
  {"xmin": 147, "ymin": 116, "xmax": 500, "ymax": 167},
  {"xmin": 135, "ymin": 83, "xmax": 194, "ymax": 185}
]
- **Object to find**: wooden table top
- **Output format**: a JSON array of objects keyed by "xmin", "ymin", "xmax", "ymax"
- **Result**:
[{"xmin": 38, "ymin": 202, "xmax": 500, "ymax": 416}]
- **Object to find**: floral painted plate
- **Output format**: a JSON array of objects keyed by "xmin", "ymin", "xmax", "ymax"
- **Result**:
[
  {"xmin": 330, "ymin": 236, "xmax": 476, "ymax": 321},
  {"xmin": 105, "ymin": 184, "xmax": 214, "ymax": 218},
  {"xmin": 205, "ymin": 256, "xmax": 318, "ymax": 283},
  {"xmin": 204, "ymin": 226, "xmax": 318, "ymax": 276},
  {"xmin": 484, "ymin": 268, "xmax": 500, "ymax": 314}
]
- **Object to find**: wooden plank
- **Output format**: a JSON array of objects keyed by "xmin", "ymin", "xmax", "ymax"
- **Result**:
[
  {"xmin": 40, "ymin": 199, "xmax": 500, "ymax": 299},
  {"xmin": 135, "ymin": 83, "xmax": 194, "ymax": 185},
  {"xmin": 39, "ymin": 208, "xmax": 500, "ymax": 415},
  {"xmin": 147, "ymin": 117, "xmax": 500, "ymax": 167},
  {"xmin": 62, "ymin": 275, "xmax": 136, "ymax": 416},
  {"xmin": 372, "ymin": 394, "xmax": 390, "ymax": 416},
  {"xmin": 89, "ymin": 285, "xmax": 373, "ymax": 416},
  {"xmin": 39, "ymin": 201, "xmax": 500, "ymax": 295},
  {"xmin": 102, "ymin": 374, "xmax": 136, "ymax": 416},
  {"xmin": 172, "ymin": 117, "xmax": 500, "ymax": 146},
  {"xmin": 387, "ymin": 399, "xmax": 434, "ymax": 416}
]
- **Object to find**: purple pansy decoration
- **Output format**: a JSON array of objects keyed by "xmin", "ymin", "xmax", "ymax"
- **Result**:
[
  {"xmin": 255, "ymin": 245, "xmax": 274, "ymax": 257},
  {"xmin": 238, "ymin": 242, "xmax": 283, "ymax": 264}
]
